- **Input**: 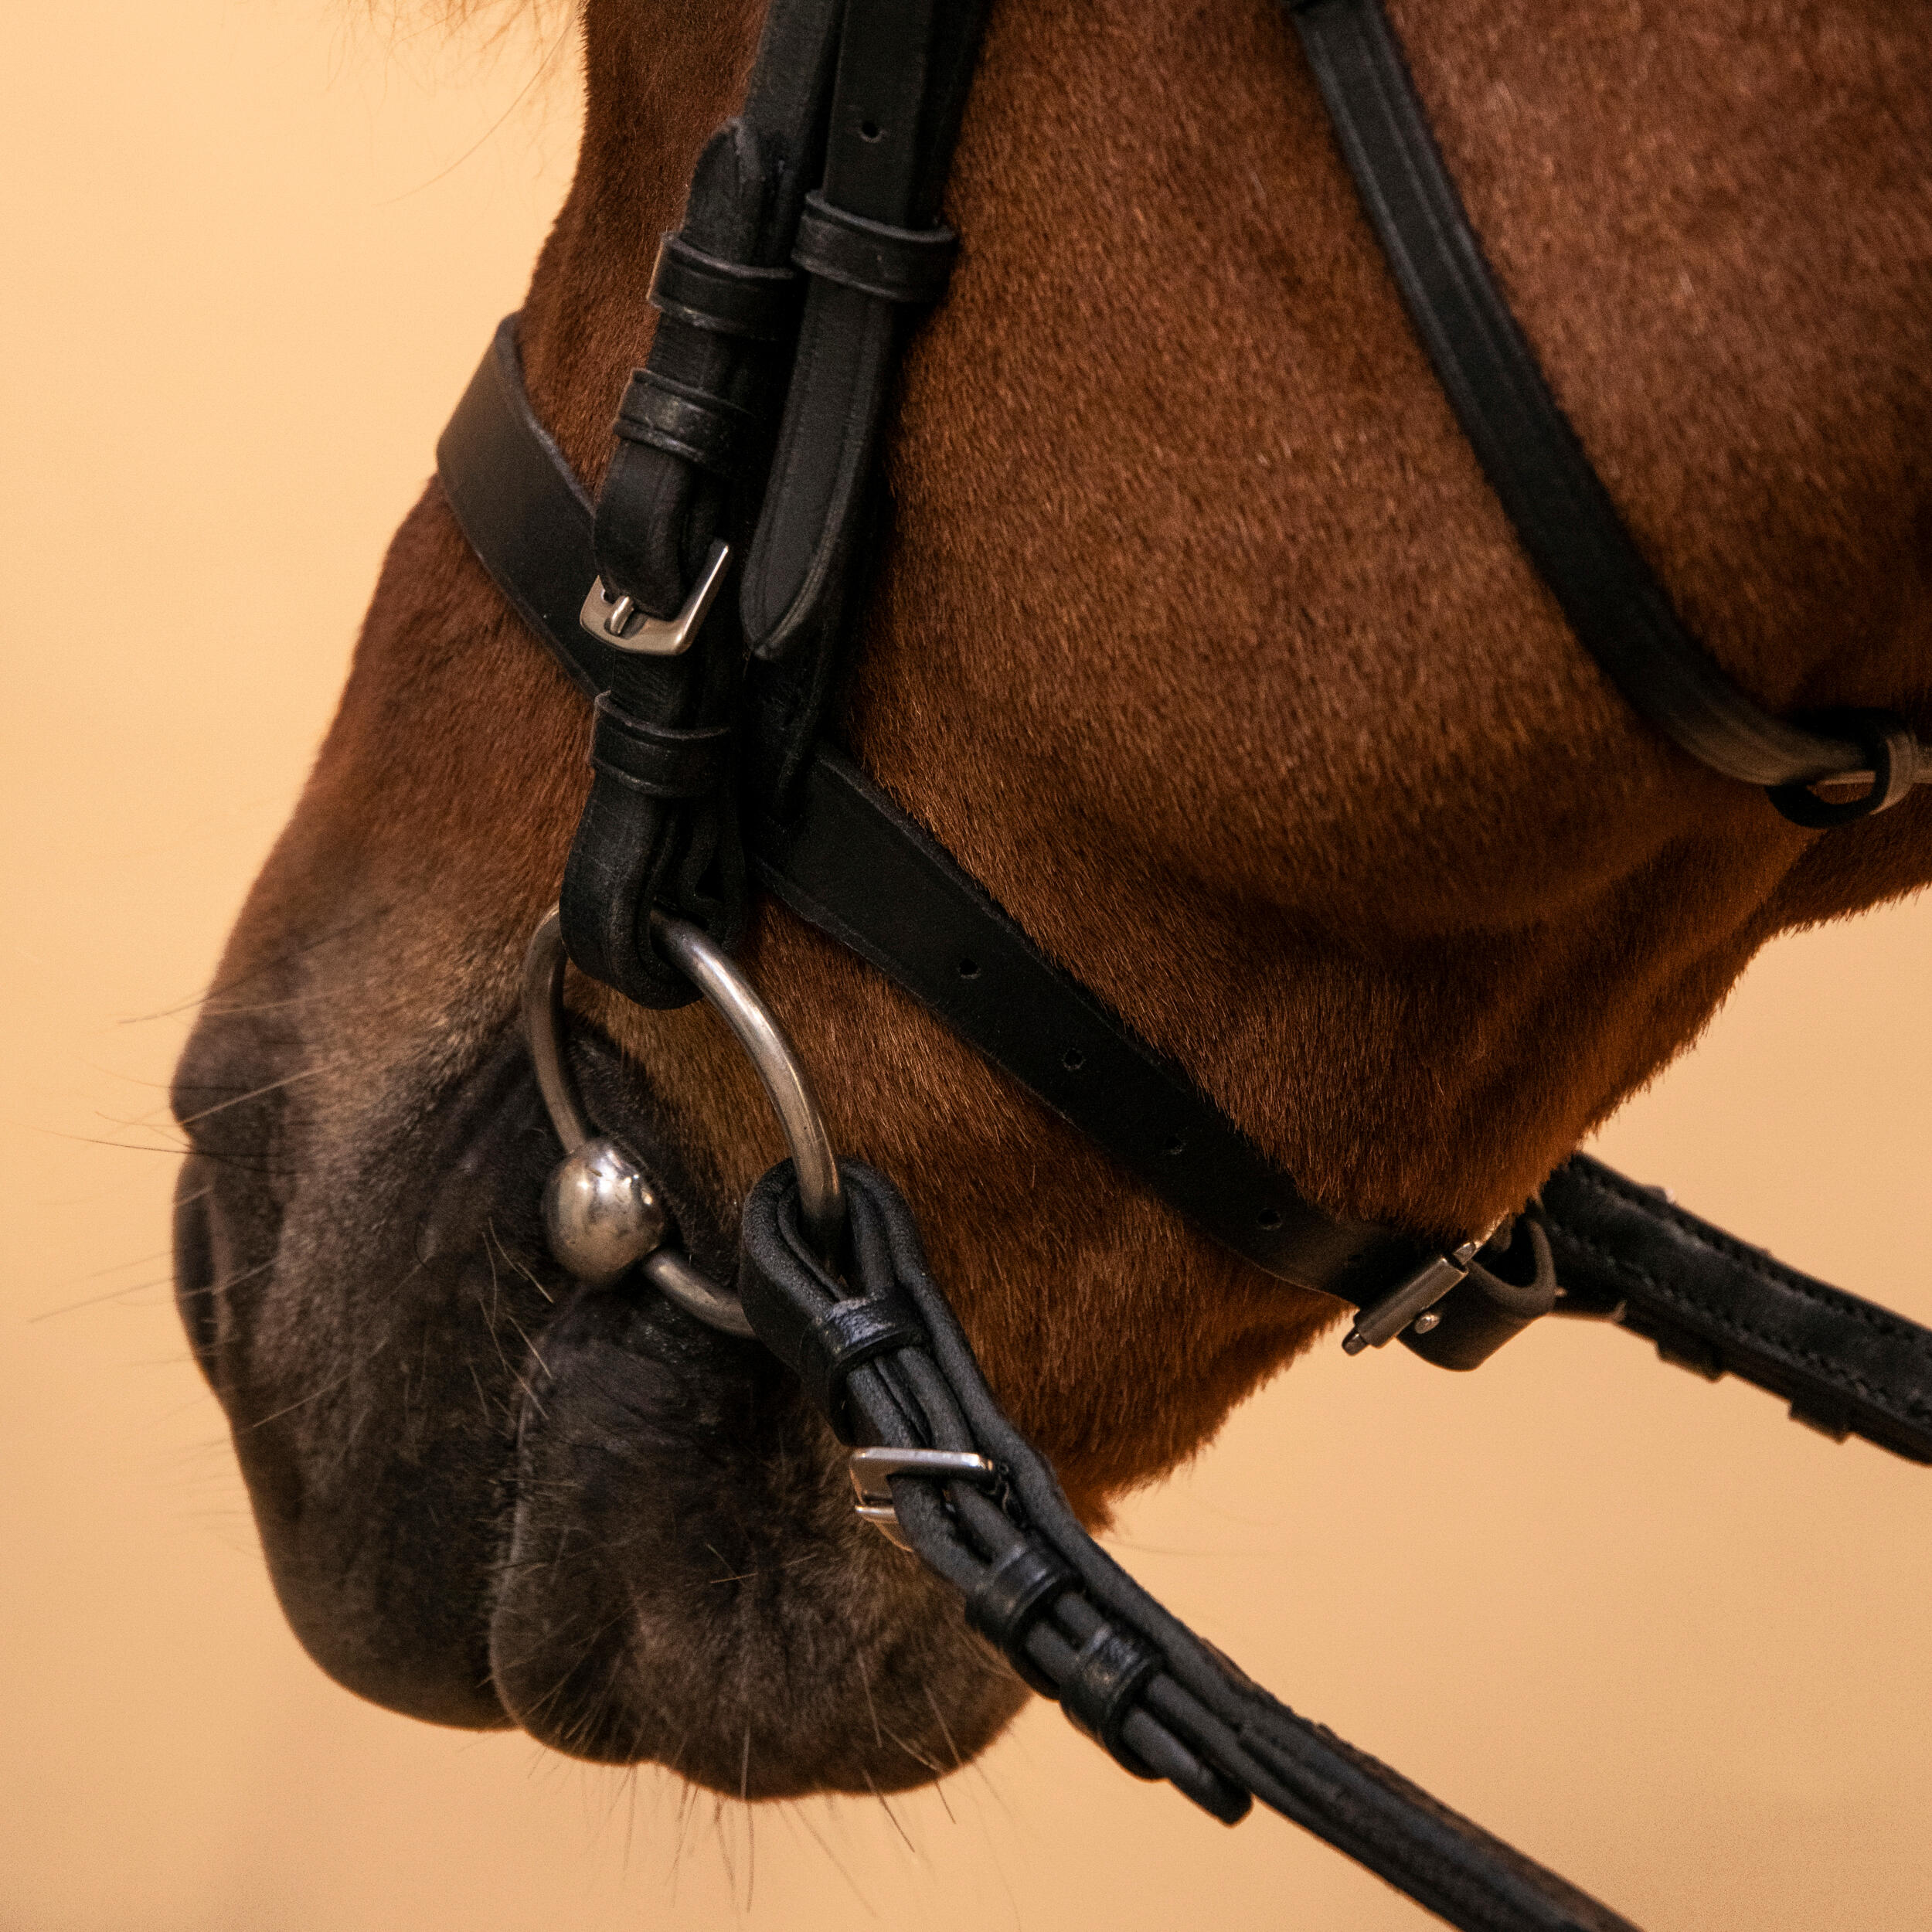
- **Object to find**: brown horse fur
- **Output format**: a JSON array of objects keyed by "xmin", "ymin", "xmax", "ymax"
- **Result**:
[{"xmin": 173, "ymin": 0, "xmax": 1930, "ymax": 1798}]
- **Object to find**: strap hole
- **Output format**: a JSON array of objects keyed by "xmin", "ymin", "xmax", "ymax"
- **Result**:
[
  {"xmin": 1165, "ymin": 1136, "xmax": 1186, "ymax": 1157},
  {"xmin": 1062, "ymin": 1049, "xmax": 1085, "ymax": 1072},
  {"xmin": 859, "ymin": 119, "xmax": 883, "ymax": 141},
  {"xmin": 957, "ymin": 957, "xmax": 981, "ymax": 980},
  {"xmin": 1257, "ymin": 1207, "xmax": 1283, "ymax": 1230}
]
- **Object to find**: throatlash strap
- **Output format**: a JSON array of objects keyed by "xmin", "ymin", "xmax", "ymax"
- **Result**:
[{"xmin": 1287, "ymin": 0, "xmax": 1926, "ymax": 809}]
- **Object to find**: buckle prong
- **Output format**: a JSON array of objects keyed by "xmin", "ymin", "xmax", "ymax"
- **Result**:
[{"xmin": 579, "ymin": 539, "xmax": 731, "ymax": 656}]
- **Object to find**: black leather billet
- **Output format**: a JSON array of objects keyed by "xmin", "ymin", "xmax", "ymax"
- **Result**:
[
  {"xmin": 739, "ymin": 0, "xmax": 989, "ymax": 658},
  {"xmin": 1539, "ymin": 1155, "xmax": 1932, "ymax": 1463}
]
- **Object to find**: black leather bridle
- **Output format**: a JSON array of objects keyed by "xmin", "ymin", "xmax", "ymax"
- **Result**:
[{"xmin": 430, "ymin": 1, "xmax": 1931, "ymax": 1925}]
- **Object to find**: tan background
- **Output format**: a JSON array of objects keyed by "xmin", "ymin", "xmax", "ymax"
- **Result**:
[{"xmin": 4, "ymin": 5, "xmax": 1927, "ymax": 1927}]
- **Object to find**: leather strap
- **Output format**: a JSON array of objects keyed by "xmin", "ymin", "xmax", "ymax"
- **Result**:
[
  {"xmin": 1287, "ymin": 0, "xmax": 1926, "ymax": 814},
  {"xmin": 740, "ymin": 1160, "xmax": 1645, "ymax": 1932},
  {"xmin": 752, "ymin": 747, "xmax": 1437, "ymax": 1294},
  {"xmin": 740, "ymin": 0, "xmax": 988, "ymax": 662},
  {"xmin": 436, "ymin": 315, "xmax": 1932, "ymax": 1462},
  {"xmin": 435, "ymin": 319, "xmax": 1446, "ymax": 1302},
  {"xmin": 1538, "ymin": 1155, "xmax": 1932, "ymax": 1464},
  {"xmin": 553, "ymin": 0, "xmax": 850, "ymax": 1007}
]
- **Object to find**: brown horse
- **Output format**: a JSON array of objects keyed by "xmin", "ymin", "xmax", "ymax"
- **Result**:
[{"xmin": 172, "ymin": 0, "xmax": 1930, "ymax": 1816}]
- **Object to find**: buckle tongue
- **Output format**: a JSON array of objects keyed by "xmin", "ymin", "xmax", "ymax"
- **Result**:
[{"xmin": 578, "ymin": 539, "xmax": 731, "ymax": 656}]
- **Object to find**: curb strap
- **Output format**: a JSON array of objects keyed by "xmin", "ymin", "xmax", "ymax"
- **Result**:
[
  {"xmin": 739, "ymin": 1160, "xmax": 1644, "ymax": 1932},
  {"xmin": 1286, "ymin": 0, "xmax": 1926, "ymax": 819}
]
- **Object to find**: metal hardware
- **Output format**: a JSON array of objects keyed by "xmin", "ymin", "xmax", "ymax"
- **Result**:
[
  {"xmin": 1411, "ymin": 1308, "xmax": 1442, "ymax": 1335},
  {"xmin": 849, "ymin": 1447, "xmax": 998, "ymax": 1547},
  {"xmin": 522, "ymin": 903, "xmax": 844, "ymax": 1332},
  {"xmin": 651, "ymin": 912, "xmax": 844, "ymax": 1269},
  {"xmin": 642, "ymin": 1247, "xmax": 756, "ymax": 1339},
  {"xmin": 1342, "ymin": 1236, "xmax": 1484, "ymax": 1355},
  {"xmin": 522, "ymin": 910, "xmax": 594, "ymax": 1155},
  {"xmin": 542, "ymin": 1133, "xmax": 666, "ymax": 1288},
  {"xmin": 577, "ymin": 539, "xmax": 731, "ymax": 655}
]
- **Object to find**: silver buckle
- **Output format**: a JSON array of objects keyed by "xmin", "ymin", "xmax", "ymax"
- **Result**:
[
  {"xmin": 849, "ymin": 1447, "xmax": 996, "ymax": 1549},
  {"xmin": 1342, "ymin": 1234, "xmax": 1488, "ymax": 1355},
  {"xmin": 578, "ymin": 539, "xmax": 731, "ymax": 656}
]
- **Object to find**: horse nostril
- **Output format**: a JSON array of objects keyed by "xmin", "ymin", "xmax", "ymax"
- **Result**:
[{"xmin": 172, "ymin": 1155, "xmax": 223, "ymax": 1379}]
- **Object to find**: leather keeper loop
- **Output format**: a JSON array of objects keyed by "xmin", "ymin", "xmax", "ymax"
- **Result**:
[
  {"xmin": 648, "ymin": 232, "xmax": 800, "ymax": 342},
  {"xmin": 588, "ymin": 696, "xmax": 733, "ymax": 800},
  {"xmin": 798, "ymin": 1291, "xmax": 927, "ymax": 1441},
  {"xmin": 1767, "ymin": 709, "xmax": 1920, "ymax": 829},
  {"xmin": 612, "ymin": 370, "xmax": 759, "ymax": 480},
  {"xmin": 1058, "ymin": 1622, "xmax": 1163, "ymax": 1779},
  {"xmin": 792, "ymin": 190, "xmax": 958, "ymax": 305},
  {"xmin": 964, "ymin": 1544, "xmax": 1076, "ymax": 1697}
]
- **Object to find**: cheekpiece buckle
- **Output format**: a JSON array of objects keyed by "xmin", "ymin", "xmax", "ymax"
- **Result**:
[
  {"xmin": 849, "ymin": 1446, "xmax": 997, "ymax": 1549},
  {"xmin": 578, "ymin": 539, "xmax": 731, "ymax": 656}
]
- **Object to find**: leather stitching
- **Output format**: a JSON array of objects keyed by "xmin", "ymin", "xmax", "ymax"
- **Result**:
[
  {"xmin": 1547, "ymin": 1216, "xmax": 1932, "ymax": 1419},
  {"xmin": 1566, "ymin": 1165, "xmax": 1932, "ymax": 1356}
]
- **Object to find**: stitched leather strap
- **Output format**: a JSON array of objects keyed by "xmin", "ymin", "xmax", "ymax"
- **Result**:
[
  {"xmin": 556, "ymin": 0, "xmax": 851, "ymax": 1005},
  {"xmin": 751, "ymin": 746, "xmax": 1439, "ymax": 1294},
  {"xmin": 1539, "ymin": 1155, "xmax": 1932, "ymax": 1463},
  {"xmin": 1286, "ymin": 0, "xmax": 1926, "ymax": 811}
]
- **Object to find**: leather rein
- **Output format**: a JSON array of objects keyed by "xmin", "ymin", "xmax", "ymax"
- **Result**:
[{"xmin": 430, "ymin": 1, "xmax": 1932, "ymax": 1926}]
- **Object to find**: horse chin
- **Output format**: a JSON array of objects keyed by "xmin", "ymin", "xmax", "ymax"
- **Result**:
[{"xmin": 172, "ymin": 1002, "xmax": 1024, "ymax": 1796}]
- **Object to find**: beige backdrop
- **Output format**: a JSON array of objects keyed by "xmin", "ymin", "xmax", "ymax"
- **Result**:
[{"xmin": 4, "ymin": 5, "xmax": 1927, "ymax": 1928}]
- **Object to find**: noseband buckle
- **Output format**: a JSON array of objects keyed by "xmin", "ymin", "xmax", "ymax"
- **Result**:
[
  {"xmin": 578, "ymin": 539, "xmax": 731, "ymax": 655},
  {"xmin": 1342, "ymin": 1235, "xmax": 1487, "ymax": 1354}
]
